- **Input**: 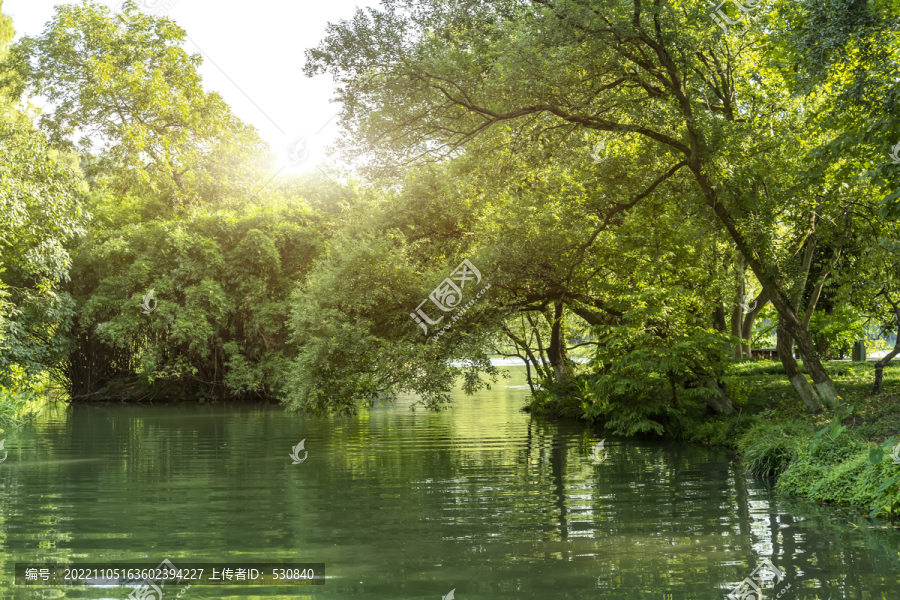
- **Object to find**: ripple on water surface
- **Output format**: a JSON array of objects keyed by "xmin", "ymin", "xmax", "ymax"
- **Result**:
[{"xmin": 0, "ymin": 367, "xmax": 897, "ymax": 599}]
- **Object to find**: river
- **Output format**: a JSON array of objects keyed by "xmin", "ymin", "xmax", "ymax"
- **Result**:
[{"xmin": 0, "ymin": 366, "xmax": 897, "ymax": 599}]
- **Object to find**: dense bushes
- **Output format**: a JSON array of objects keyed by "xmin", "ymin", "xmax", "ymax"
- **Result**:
[
  {"xmin": 527, "ymin": 315, "xmax": 745, "ymax": 436},
  {"xmin": 0, "ymin": 388, "xmax": 33, "ymax": 429},
  {"xmin": 63, "ymin": 202, "xmax": 324, "ymax": 401}
]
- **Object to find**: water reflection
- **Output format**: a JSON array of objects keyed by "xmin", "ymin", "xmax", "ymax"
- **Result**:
[{"xmin": 0, "ymin": 367, "xmax": 896, "ymax": 598}]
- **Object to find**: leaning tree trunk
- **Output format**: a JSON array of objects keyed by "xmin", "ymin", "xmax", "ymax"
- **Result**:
[
  {"xmin": 704, "ymin": 378, "xmax": 736, "ymax": 415},
  {"xmin": 759, "ymin": 278, "xmax": 838, "ymax": 410},
  {"xmin": 873, "ymin": 292, "xmax": 900, "ymax": 393},
  {"xmin": 696, "ymin": 169, "xmax": 839, "ymax": 411},
  {"xmin": 777, "ymin": 315, "xmax": 825, "ymax": 413},
  {"xmin": 795, "ymin": 338, "xmax": 839, "ymax": 410}
]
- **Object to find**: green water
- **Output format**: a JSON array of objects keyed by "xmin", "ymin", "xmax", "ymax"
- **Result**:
[{"xmin": 1, "ymin": 367, "xmax": 898, "ymax": 599}]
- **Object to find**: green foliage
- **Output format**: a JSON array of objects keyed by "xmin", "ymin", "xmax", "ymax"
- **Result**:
[
  {"xmin": 528, "ymin": 325, "xmax": 742, "ymax": 437},
  {"xmin": 286, "ymin": 228, "xmax": 428, "ymax": 414},
  {"xmin": 808, "ymin": 308, "xmax": 866, "ymax": 359},
  {"xmin": 576, "ymin": 379, "xmax": 668, "ymax": 436},
  {"xmin": 866, "ymin": 437, "xmax": 898, "ymax": 466},
  {"xmin": 284, "ymin": 188, "xmax": 499, "ymax": 414},
  {"xmin": 737, "ymin": 420, "xmax": 815, "ymax": 476},
  {"xmin": 732, "ymin": 407, "xmax": 900, "ymax": 517},
  {"xmin": 775, "ymin": 0, "xmax": 900, "ymax": 218},
  {"xmin": 809, "ymin": 402, "xmax": 853, "ymax": 454},
  {"xmin": 0, "ymin": 0, "xmax": 339, "ymax": 401},
  {"xmin": 0, "ymin": 388, "xmax": 32, "ymax": 428},
  {"xmin": 682, "ymin": 411, "xmax": 759, "ymax": 447},
  {"xmin": 525, "ymin": 385, "xmax": 580, "ymax": 419},
  {"xmin": 730, "ymin": 360, "xmax": 789, "ymax": 377},
  {"xmin": 66, "ymin": 198, "xmax": 323, "ymax": 400},
  {"xmin": 573, "ymin": 282, "xmax": 744, "ymax": 434},
  {"xmin": 299, "ymin": 0, "xmax": 896, "ymax": 415},
  {"xmin": 5, "ymin": 0, "xmax": 271, "ymax": 207},
  {"xmin": 0, "ymin": 126, "xmax": 90, "ymax": 388},
  {"xmin": 775, "ymin": 432, "xmax": 900, "ymax": 518},
  {"xmin": 0, "ymin": 366, "xmax": 50, "ymax": 428},
  {"xmin": 0, "ymin": 0, "xmax": 896, "ymax": 461}
]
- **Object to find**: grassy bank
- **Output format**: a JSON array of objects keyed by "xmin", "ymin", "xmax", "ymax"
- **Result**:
[
  {"xmin": 0, "ymin": 378, "xmax": 55, "ymax": 432},
  {"xmin": 727, "ymin": 360, "xmax": 900, "ymax": 518},
  {"xmin": 528, "ymin": 359, "xmax": 900, "ymax": 518},
  {"xmin": 0, "ymin": 390, "xmax": 33, "ymax": 431}
]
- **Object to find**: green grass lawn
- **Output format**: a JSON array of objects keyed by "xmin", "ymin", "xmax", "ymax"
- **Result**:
[{"xmin": 731, "ymin": 359, "xmax": 900, "ymax": 442}]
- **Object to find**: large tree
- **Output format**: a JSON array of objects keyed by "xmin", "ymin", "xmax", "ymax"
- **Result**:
[
  {"xmin": 303, "ymin": 0, "xmax": 878, "ymax": 411},
  {"xmin": 4, "ymin": 0, "xmax": 270, "ymax": 208},
  {"xmin": 284, "ymin": 124, "xmax": 746, "ymax": 420},
  {"xmin": 1, "ymin": 0, "xmax": 332, "ymax": 400}
]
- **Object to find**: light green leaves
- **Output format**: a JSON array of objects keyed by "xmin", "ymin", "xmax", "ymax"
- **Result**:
[
  {"xmin": 0, "ymin": 127, "xmax": 89, "ymax": 388},
  {"xmin": 8, "ymin": 0, "xmax": 271, "ymax": 207}
]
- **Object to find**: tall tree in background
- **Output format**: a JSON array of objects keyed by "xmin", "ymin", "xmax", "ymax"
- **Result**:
[
  {"xmin": 5, "ymin": 0, "xmax": 270, "ymax": 209},
  {"xmin": 2, "ymin": 0, "xmax": 331, "ymax": 401}
]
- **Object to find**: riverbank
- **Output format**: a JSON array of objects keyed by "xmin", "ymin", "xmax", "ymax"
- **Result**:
[
  {"xmin": 528, "ymin": 359, "xmax": 900, "ymax": 519},
  {"xmin": 0, "ymin": 376, "xmax": 57, "ymax": 432},
  {"xmin": 0, "ymin": 389, "xmax": 35, "ymax": 431},
  {"xmin": 702, "ymin": 360, "xmax": 900, "ymax": 519}
]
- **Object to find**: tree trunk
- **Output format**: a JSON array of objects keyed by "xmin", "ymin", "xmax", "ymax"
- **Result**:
[
  {"xmin": 525, "ymin": 313, "xmax": 553, "ymax": 381},
  {"xmin": 704, "ymin": 378, "xmax": 736, "ymax": 415},
  {"xmin": 873, "ymin": 293, "xmax": 900, "ymax": 394},
  {"xmin": 713, "ymin": 303, "xmax": 727, "ymax": 332},
  {"xmin": 731, "ymin": 255, "xmax": 746, "ymax": 359},
  {"xmin": 777, "ymin": 316, "xmax": 824, "ymax": 413},
  {"xmin": 503, "ymin": 325, "xmax": 544, "ymax": 392},
  {"xmin": 546, "ymin": 300, "xmax": 572, "ymax": 386},
  {"xmin": 691, "ymin": 167, "xmax": 839, "ymax": 410},
  {"xmin": 803, "ymin": 354, "xmax": 840, "ymax": 409},
  {"xmin": 787, "ymin": 231, "xmax": 848, "ymax": 408},
  {"xmin": 713, "ymin": 302, "xmax": 730, "ymax": 356},
  {"xmin": 801, "ymin": 246, "xmax": 843, "ymax": 331},
  {"xmin": 741, "ymin": 290, "xmax": 770, "ymax": 359},
  {"xmin": 730, "ymin": 302, "xmax": 743, "ymax": 359},
  {"xmin": 873, "ymin": 347, "xmax": 898, "ymax": 394},
  {"xmin": 757, "ymin": 277, "xmax": 838, "ymax": 408}
]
